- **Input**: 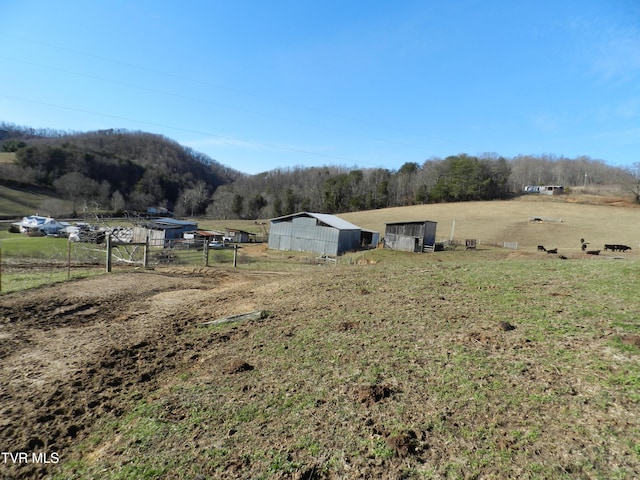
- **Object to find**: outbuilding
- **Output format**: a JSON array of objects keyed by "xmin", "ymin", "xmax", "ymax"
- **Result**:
[
  {"xmin": 384, "ymin": 220, "xmax": 438, "ymax": 252},
  {"xmin": 225, "ymin": 228, "xmax": 252, "ymax": 243},
  {"xmin": 133, "ymin": 218, "xmax": 198, "ymax": 245},
  {"xmin": 268, "ymin": 212, "xmax": 363, "ymax": 256},
  {"xmin": 523, "ymin": 185, "xmax": 564, "ymax": 195}
]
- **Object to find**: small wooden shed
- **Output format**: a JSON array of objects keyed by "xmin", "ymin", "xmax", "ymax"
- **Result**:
[
  {"xmin": 225, "ymin": 228, "xmax": 252, "ymax": 243},
  {"xmin": 384, "ymin": 220, "xmax": 437, "ymax": 252},
  {"xmin": 133, "ymin": 218, "xmax": 198, "ymax": 245}
]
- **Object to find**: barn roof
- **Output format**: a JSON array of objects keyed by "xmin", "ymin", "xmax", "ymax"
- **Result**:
[
  {"xmin": 141, "ymin": 218, "xmax": 198, "ymax": 230},
  {"xmin": 385, "ymin": 219, "xmax": 436, "ymax": 225},
  {"xmin": 271, "ymin": 212, "xmax": 361, "ymax": 231},
  {"xmin": 150, "ymin": 217, "xmax": 196, "ymax": 226}
]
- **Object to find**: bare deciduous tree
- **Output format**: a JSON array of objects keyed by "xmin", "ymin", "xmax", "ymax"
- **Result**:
[
  {"xmin": 625, "ymin": 162, "xmax": 640, "ymax": 204},
  {"xmin": 53, "ymin": 172, "xmax": 99, "ymax": 215}
]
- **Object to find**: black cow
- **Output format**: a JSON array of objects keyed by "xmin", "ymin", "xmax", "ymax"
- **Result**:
[
  {"xmin": 537, "ymin": 245, "xmax": 546, "ymax": 252},
  {"xmin": 604, "ymin": 244, "xmax": 632, "ymax": 252}
]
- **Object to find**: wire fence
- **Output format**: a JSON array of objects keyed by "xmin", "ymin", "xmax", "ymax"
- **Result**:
[
  {"xmin": 119, "ymin": 238, "xmax": 243, "ymax": 268},
  {"xmin": 0, "ymin": 237, "xmax": 247, "ymax": 294}
]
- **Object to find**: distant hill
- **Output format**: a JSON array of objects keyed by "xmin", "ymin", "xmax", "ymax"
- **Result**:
[
  {"xmin": 1, "ymin": 121, "xmax": 635, "ymax": 221},
  {"xmin": 0, "ymin": 122, "xmax": 243, "ymax": 217}
]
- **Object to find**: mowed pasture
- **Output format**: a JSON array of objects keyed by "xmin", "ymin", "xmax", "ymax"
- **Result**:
[
  {"xmin": 341, "ymin": 193, "xmax": 640, "ymax": 253},
  {"xmin": 0, "ymin": 184, "xmax": 73, "ymax": 218}
]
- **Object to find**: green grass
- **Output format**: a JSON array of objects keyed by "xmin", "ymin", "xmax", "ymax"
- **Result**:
[
  {"xmin": 0, "ymin": 268, "xmax": 104, "ymax": 294},
  {"xmin": 0, "ymin": 183, "xmax": 72, "ymax": 217},
  {"xmin": 48, "ymin": 252, "xmax": 640, "ymax": 478},
  {"xmin": 0, "ymin": 230, "xmax": 106, "ymax": 293},
  {"xmin": 0, "ymin": 230, "xmax": 71, "ymax": 256}
]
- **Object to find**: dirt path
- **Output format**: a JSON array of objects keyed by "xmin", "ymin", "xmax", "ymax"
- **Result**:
[{"xmin": 0, "ymin": 268, "xmax": 289, "ymax": 479}]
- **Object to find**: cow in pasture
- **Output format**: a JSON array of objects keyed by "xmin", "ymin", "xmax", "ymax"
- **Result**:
[
  {"xmin": 537, "ymin": 245, "xmax": 546, "ymax": 252},
  {"xmin": 604, "ymin": 244, "xmax": 632, "ymax": 252},
  {"xmin": 546, "ymin": 248, "xmax": 558, "ymax": 254}
]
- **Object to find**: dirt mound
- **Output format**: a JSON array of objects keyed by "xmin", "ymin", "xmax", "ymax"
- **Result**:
[{"xmin": 223, "ymin": 359, "xmax": 254, "ymax": 374}]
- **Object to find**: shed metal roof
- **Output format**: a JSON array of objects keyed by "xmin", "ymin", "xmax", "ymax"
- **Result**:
[
  {"xmin": 271, "ymin": 212, "xmax": 361, "ymax": 231},
  {"xmin": 385, "ymin": 219, "xmax": 436, "ymax": 225},
  {"xmin": 149, "ymin": 218, "xmax": 197, "ymax": 226},
  {"xmin": 140, "ymin": 218, "xmax": 198, "ymax": 230}
]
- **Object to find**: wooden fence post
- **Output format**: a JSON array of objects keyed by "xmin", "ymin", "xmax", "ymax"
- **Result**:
[
  {"xmin": 143, "ymin": 234, "xmax": 149, "ymax": 269},
  {"xmin": 106, "ymin": 234, "xmax": 112, "ymax": 273},
  {"xmin": 67, "ymin": 238, "xmax": 71, "ymax": 279},
  {"xmin": 204, "ymin": 241, "xmax": 209, "ymax": 266},
  {"xmin": 233, "ymin": 245, "xmax": 238, "ymax": 268}
]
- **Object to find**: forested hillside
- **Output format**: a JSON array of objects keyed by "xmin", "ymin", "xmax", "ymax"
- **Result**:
[
  {"xmin": 0, "ymin": 122, "xmax": 634, "ymax": 220},
  {"xmin": 209, "ymin": 154, "xmax": 632, "ymax": 219},
  {"xmin": 0, "ymin": 122, "xmax": 241, "ymax": 216}
]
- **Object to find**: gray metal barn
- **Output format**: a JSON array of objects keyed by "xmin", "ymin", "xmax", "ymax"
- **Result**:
[
  {"xmin": 384, "ymin": 220, "xmax": 437, "ymax": 252},
  {"xmin": 268, "ymin": 212, "xmax": 362, "ymax": 256}
]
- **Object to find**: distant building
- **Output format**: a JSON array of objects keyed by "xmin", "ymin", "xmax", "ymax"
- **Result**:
[
  {"xmin": 225, "ymin": 228, "xmax": 252, "ymax": 243},
  {"xmin": 185, "ymin": 230, "xmax": 225, "ymax": 243},
  {"xmin": 268, "ymin": 212, "xmax": 366, "ymax": 256},
  {"xmin": 12, "ymin": 215, "xmax": 67, "ymax": 235},
  {"xmin": 133, "ymin": 218, "xmax": 198, "ymax": 245},
  {"xmin": 146, "ymin": 206, "xmax": 173, "ymax": 217},
  {"xmin": 523, "ymin": 185, "xmax": 564, "ymax": 195},
  {"xmin": 384, "ymin": 220, "xmax": 438, "ymax": 253}
]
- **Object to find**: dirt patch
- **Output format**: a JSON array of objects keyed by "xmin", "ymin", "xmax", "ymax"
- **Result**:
[
  {"xmin": 385, "ymin": 430, "xmax": 420, "ymax": 458},
  {"xmin": 620, "ymin": 334, "xmax": 640, "ymax": 347},
  {"xmin": 223, "ymin": 359, "xmax": 254, "ymax": 374},
  {"xmin": 355, "ymin": 384, "xmax": 395, "ymax": 406},
  {"xmin": 0, "ymin": 268, "xmax": 287, "ymax": 479},
  {"xmin": 499, "ymin": 320, "xmax": 516, "ymax": 331}
]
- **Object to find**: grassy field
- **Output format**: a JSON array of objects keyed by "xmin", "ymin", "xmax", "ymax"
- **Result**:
[
  {"xmin": 0, "ymin": 183, "xmax": 74, "ymax": 217},
  {"xmin": 2, "ymin": 193, "xmax": 640, "ymax": 478},
  {"xmin": 44, "ymin": 248, "xmax": 640, "ymax": 479},
  {"xmin": 201, "ymin": 188, "xmax": 640, "ymax": 254},
  {"xmin": 0, "ymin": 231, "xmax": 106, "ymax": 293},
  {"xmin": 341, "ymin": 193, "xmax": 640, "ymax": 253},
  {"xmin": 0, "ymin": 152, "xmax": 15, "ymax": 163}
]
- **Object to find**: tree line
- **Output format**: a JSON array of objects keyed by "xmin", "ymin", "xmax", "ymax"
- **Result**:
[
  {"xmin": 210, "ymin": 154, "xmax": 631, "ymax": 219},
  {"xmin": 0, "ymin": 122, "xmax": 633, "ymax": 219}
]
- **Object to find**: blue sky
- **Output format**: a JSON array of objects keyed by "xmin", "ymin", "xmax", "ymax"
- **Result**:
[{"xmin": 1, "ymin": 1, "xmax": 639, "ymax": 175}]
